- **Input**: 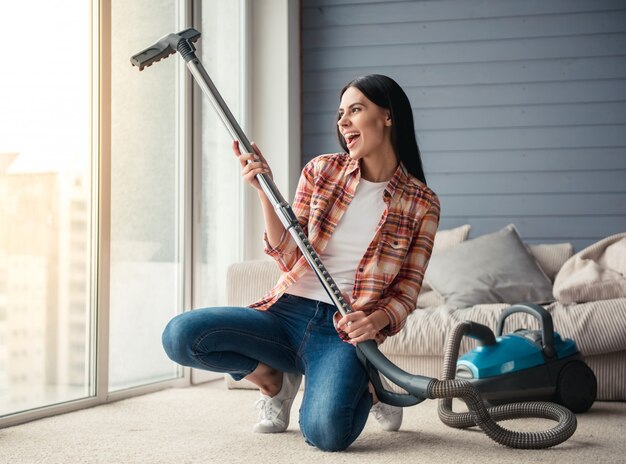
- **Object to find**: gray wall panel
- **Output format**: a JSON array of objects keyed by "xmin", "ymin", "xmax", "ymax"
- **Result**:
[
  {"xmin": 438, "ymin": 193, "xmax": 625, "ymax": 217},
  {"xmin": 303, "ymin": 125, "xmax": 626, "ymax": 152},
  {"xmin": 304, "ymin": 81, "xmax": 626, "ymax": 112},
  {"xmin": 301, "ymin": 0, "xmax": 626, "ymax": 250},
  {"xmin": 304, "ymin": 0, "xmax": 625, "ymax": 22},
  {"xmin": 302, "ymin": 57, "xmax": 626, "ymax": 90},
  {"xmin": 303, "ymin": 11, "xmax": 626, "ymax": 48},
  {"xmin": 306, "ymin": 102, "xmax": 626, "ymax": 133},
  {"xmin": 425, "ymin": 148, "xmax": 626, "ymax": 172},
  {"xmin": 304, "ymin": 36, "xmax": 626, "ymax": 70}
]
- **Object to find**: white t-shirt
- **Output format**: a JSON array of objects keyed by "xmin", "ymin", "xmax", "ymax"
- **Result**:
[{"xmin": 285, "ymin": 178, "xmax": 387, "ymax": 304}]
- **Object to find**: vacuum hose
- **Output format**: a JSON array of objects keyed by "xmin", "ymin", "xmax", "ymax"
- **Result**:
[{"xmin": 434, "ymin": 322, "xmax": 577, "ymax": 448}]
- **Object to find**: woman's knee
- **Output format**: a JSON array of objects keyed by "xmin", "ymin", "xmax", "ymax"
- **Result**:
[
  {"xmin": 161, "ymin": 312, "xmax": 198, "ymax": 365},
  {"xmin": 298, "ymin": 380, "xmax": 370, "ymax": 452},
  {"xmin": 299, "ymin": 414, "xmax": 354, "ymax": 452},
  {"xmin": 161, "ymin": 306, "xmax": 253, "ymax": 366}
]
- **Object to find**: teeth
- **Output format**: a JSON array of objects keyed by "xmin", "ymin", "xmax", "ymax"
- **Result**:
[{"xmin": 344, "ymin": 132, "xmax": 360, "ymax": 143}]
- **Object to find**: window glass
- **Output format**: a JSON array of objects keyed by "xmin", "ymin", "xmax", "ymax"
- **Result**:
[
  {"xmin": 0, "ymin": 1, "xmax": 93, "ymax": 415},
  {"xmin": 194, "ymin": 0, "xmax": 244, "ymax": 310},
  {"xmin": 109, "ymin": 0, "xmax": 182, "ymax": 391}
]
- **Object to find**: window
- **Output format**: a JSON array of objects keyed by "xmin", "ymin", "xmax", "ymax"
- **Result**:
[
  {"xmin": 190, "ymin": 0, "xmax": 246, "ymax": 384},
  {"xmin": 0, "ymin": 1, "xmax": 93, "ymax": 416},
  {"xmin": 194, "ymin": 2, "xmax": 244, "ymax": 307},
  {"xmin": 0, "ymin": 0, "xmax": 247, "ymax": 426}
]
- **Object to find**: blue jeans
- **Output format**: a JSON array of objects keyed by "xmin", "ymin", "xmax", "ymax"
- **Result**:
[{"xmin": 161, "ymin": 293, "xmax": 372, "ymax": 451}]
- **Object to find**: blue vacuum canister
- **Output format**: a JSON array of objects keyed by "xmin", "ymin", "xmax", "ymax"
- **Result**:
[{"xmin": 456, "ymin": 303, "xmax": 597, "ymax": 413}]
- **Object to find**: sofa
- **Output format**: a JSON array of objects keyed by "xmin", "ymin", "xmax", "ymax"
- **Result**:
[{"xmin": 224, "ymin": 225, "xmax": 626, "ymax": 401}]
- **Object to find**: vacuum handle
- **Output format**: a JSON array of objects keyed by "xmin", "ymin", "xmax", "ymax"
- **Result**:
[
  {"xmin": 497, "ymin": 303, "xmax": 556, "ymax": 358},
  {"xmin": 356, "ymin": 340, "xmax": 433, "ymax": 406},
  {"xmin": 463, "ymin": 321, "xmax": 497, "ymax": 346}
]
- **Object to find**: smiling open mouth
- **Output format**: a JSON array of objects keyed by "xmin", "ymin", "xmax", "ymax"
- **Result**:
[{"xmin": 345, "ymin": 132, "xmax": 360, "ymax": 149}]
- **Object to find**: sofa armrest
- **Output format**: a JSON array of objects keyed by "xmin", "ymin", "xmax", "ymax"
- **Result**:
[
  {"xmin": 226, "ymin": 259, "xmax": 282, "ymax": 307},
  {"xmin": 224, "ymin": 259, "xmax": 283, "ymax": 390}
]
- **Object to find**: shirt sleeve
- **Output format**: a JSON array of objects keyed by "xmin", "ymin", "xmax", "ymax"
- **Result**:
[
  {"xmin": 375, "ymin": 197, "xmax": 441, "ymax": 336},
  {"xmin": 262, "ymin": 159, "xmax": 315, "ymax": 272}
]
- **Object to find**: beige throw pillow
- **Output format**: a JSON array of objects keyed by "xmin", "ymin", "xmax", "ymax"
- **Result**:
[
  {"xmin": 553, "ymin": 232, "xmax": 626, "ymax": 304},
  {"xmin": 432, "ymin": 224, "xmax": 471, "ymax": 256},
  {"xmin": 420, "ymin": 224, "xmax": 471, "ymax": 295}
]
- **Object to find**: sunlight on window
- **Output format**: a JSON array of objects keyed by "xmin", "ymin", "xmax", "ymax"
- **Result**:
[{"xmin": 0, "ymin": 2, "xmax": 92, "ymax": 415}]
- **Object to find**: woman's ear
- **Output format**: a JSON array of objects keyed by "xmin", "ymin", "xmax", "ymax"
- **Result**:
[{"xmin": 385, "ymin": 112, "xmax": 392, "ymax": 127}]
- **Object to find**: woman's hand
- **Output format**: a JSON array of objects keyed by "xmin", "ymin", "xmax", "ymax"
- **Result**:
[
  {"xmin": 335, "ymin": 310, "xmax": 390, "ymax": 345},
  {"xmin": 232, "ymin": 140, "xmax": 273, "ymax": 192}
]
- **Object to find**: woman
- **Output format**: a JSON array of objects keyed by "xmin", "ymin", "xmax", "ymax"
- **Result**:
[{"xmin": 162, "ymin": 74, "xmax": 440, "ymax": 452}]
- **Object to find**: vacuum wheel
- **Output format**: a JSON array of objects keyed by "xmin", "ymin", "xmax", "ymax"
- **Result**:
[{"xmin": 555, "ymin": 360, "xmax": 597, "ymax": 413}]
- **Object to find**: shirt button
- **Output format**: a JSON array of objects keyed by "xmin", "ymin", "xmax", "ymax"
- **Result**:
[
  {"xmin": 393, "ymin": 241, "xmax": 398, "ymax": 245},
  {"xmin": 359, "ymin": 267, "xmax": 364, "ymax": 272}
]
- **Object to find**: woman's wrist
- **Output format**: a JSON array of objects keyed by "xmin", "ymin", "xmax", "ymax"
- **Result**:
[
  {"xmin": 257, "ymin": 189, "xmax": 270, "ymax": 202},
  {"xmin": 369, "ymin": 310, "xmax": 390, "ymax": 333}
]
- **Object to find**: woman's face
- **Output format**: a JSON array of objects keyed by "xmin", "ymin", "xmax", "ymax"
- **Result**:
[{"xmin": 337, "ymin": 86, "xmax": 393, "ymax": 161}]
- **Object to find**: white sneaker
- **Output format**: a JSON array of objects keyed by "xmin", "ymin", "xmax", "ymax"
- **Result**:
[
  {"xmin": 370, "ymin": 401, "xmax": 403, "ymax": 431},
  {"xmin": 253, "ymin": 371, "xmax": 302, "ymax": 433},
  {"xmin": 369, "ymin": 377, "xmax": 403, "ymax": 432}
]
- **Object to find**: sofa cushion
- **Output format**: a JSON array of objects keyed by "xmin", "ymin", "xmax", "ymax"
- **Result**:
[
  {"xmin": 381, "ymin": 298, "xmax": 626, "ymax": 358},
  {"xmin": 425, "ymin": 224, "xmax": 554, "ymax": 309}
]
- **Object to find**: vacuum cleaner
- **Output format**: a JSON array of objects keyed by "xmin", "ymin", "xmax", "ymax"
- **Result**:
[
  {"xmin": 131, "ymin": 28, "xmax": 592, "ymax": 449},
  {"xmin": 456, "ymin": 303, "xmax": 596, "ymax": 413}
]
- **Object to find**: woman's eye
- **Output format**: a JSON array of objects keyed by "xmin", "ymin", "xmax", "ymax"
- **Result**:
[{"xmin": 337, "ymin": 107, "xmax": 361, "ymax": 119}]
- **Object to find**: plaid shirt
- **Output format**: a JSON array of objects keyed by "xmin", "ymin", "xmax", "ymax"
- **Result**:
[{"xmin": 248, "ymin": 153, "xmax": 440, "ymax": 340}]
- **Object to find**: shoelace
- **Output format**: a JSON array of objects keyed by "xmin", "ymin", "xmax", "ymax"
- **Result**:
[
  {"xmin": 255, "ymin": 397, "xmax": 286, "ymax": 426},
  {"xmin": 371, "ymin": 403, "xmax": 400, "ymax": 421}
]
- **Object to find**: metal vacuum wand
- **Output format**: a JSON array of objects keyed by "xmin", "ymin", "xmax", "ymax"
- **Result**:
[{"xmin": 131, "ymin": 28, "xmax": 352, "ymax": 319}]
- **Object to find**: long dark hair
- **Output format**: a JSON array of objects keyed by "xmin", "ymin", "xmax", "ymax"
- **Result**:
[{"xmin": 337, "ymin": 74, "xmax": 426, "ymax": 184}]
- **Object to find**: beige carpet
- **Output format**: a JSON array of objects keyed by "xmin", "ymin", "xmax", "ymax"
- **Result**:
[{"xmin": 1, "ymin": 380, "xmax": 625, "ymax": 464}]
